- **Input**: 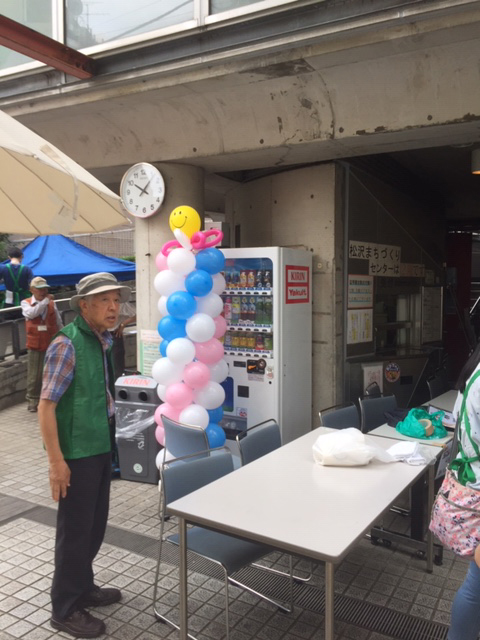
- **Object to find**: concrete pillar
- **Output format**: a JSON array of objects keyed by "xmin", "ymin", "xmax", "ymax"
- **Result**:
[
  {"xmin": 135, "ymin": 163, "xmax": 204, "ymax": 373},
  {"xmin": 225, "ymin": 163, "xmax": 342, "ymax": 428}
]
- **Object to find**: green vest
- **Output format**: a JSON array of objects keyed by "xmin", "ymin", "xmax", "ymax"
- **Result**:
[{"xmin": 55, "ymin": 315, "xmax": 115, "ymax": 460}]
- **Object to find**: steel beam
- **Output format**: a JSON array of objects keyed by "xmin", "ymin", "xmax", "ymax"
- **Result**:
[{"xmin": 0, "ymin": 16, "xmax": 95, "ymax": 79}]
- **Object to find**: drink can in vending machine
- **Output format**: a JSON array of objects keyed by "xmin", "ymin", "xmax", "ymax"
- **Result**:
[
  {"xmin": 224, "ymin": 331, "xmax": 232, "ymax": 349},
  {"xmin": 247, "ymin": 333, "xmax": 257, "ymax": 350},
  {"xmin": 231, "ymin": 297, "xmax": 241, "ymax": 325},
  {"xmin": 248, "ymin": 297, "xmax": 256, "ymax": 325},
  {"xmin": 240, "ymin": 297, "xmax": 249, "ymax": 325},
  {"xmin": 263, "ymin": 334, "xmax": 273, "ymax": 351},
  {"xmin": 263, "ymin": 296, "xmax": 273, "ymax": 325},
  {"xmin": 232, "ymin": 332, "xmax": 240, "ymax": 349},
  {"xmin": 238, "ymin": 333, "xmax": 248, "ymax": 349},
  {"xmin": 247, "ymin": 270, "xmax": 256, "ymax": 288},
  {"xmin": 263, "ymin": 269, "xmax": 273, "ymax": 289},
  {"xmin": 224, "ymin": 269, "xmax": 231, "ymax": 289},
  {"xmin": 239, "ymin": 270, "xmax": 247, "ymax": 288},
  {"xmin": 256, "ymin": 270, "xmax": 264, "ymax": 289},
  {"xmin": 255, "ymin": 334, "xmax": 264, "ymax": 351},
  {"xmin": 255, "ymin": 298, "xmax": 264, "ymax": 325},
  {"xmin": 223, "ymin": 297, "xmax": 232, "ymax": 324}
]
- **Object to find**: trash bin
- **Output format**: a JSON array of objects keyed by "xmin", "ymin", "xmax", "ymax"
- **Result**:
[{"xmin": 115, "ymin": 374, "xmax": 161, "ymax": 484}]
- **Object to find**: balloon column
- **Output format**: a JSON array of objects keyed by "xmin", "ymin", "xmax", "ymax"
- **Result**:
[{"xmin": 151, "ymin": 206, "xmax": 228, "ymax": 457}]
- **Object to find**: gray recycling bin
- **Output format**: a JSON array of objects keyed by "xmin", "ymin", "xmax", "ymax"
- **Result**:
[{"xmin": 115, "ymin": 375, "xmax": 161, "ymax": 484}]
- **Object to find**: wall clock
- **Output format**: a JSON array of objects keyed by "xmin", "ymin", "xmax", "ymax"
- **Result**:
[{"xmin": 120, "ymin": 162, "xmax": 165, "ymax": 218}]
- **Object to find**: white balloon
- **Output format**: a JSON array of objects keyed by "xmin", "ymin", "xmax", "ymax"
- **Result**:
[
  {"xmin": 174, "ymin": 228, "xmax": 192, "ymax": 250},
  {"xmin": 179, "ymin": 404, "xmax": 210, "ymax": 429},
  {"xmin": 156, "ymin": 384, "xmax": 168, "ymax": 402},
  {"xmin": 151, "ymin": 357, "xmax": 184, "ymax": 385},
  {"xmin": 186, "ymin": 313, "xmax": 215, "ymax": 343},
  {"xmin": 196, "ymin": 292, "xmax": 223, "ymax": 318},
  {"xmin": 164, "ymin": 449, "xmax": 176, "ymax": 462},
  {"xmin": 157, "ymin": 295, "xmax": 168, "ymax": 316},
  {"xmin": 155, "ymin": 450, "xmax": 165, "ymax": 470},
  {"xmin": 194, "ymin": 381, "xmax": 226, "ymax": 410},
  {"xmin": 212, "ymin": 273, "xmax": 226, "ymax": 295},
  {"xmin": 208, "ymin": 359, "xmax": 229, "ymax": 383},
  {"xmin": 167, "ymin": 248, "xmax": 196, "ymax": 276},
  {"xmin": 154, "ymin": 269, "xmax": 186, "ymax": 296},
  {"xmin": 166, "ymin": 337, "xmax": 196, "ymax": 365}
]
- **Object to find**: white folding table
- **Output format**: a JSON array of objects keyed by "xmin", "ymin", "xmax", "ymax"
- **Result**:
[
  {"xmin": 369, "ymin": 422, "xmax": 453, "ymax": 561},
  {"xmin": 428, "ymin": 389, "xmax": 458, "ymax": 414},
  {"xmin": 168, "ymin": 427, "xmax": 434, "ymax": 640}
]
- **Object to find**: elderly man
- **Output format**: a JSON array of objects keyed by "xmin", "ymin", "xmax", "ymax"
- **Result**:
[
  {"xmin": 21, "ymin": 276, "xmax": 63, "ymax": 412},
  {"xmin": 38, "ymin": 272, "xmax": 131, "ymax": 638}
]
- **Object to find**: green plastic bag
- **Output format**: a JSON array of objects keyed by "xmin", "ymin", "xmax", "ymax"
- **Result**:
[{"xmin": 396, "ymin": 407, "xmax": 448, "ymax": 440}]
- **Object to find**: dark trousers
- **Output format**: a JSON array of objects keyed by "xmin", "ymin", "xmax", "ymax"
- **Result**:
[{"xmin": 51, "ymin": 452, "xmax": 112, "ymax": 619}]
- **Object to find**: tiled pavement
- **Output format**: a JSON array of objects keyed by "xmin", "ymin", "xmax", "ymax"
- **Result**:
[{"xmin": 0, "ymin": 402, "xmax": 469, "ymax": 640}]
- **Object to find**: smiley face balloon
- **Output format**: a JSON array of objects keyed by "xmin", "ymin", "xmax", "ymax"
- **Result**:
[{"xmin": 169, "ymin": 206, "xmax": 201, "ymax": 239}]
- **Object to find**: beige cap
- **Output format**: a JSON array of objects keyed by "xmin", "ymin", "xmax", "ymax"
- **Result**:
[
  {"xmin": 30, "ymin": 276, "xmax": 49, "ymax": 288},
  {"xmin": 70, "ymin": 272, "xmax": 131, "ymax": 312}
]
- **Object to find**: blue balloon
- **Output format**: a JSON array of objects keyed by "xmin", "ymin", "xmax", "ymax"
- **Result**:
[
  {"xmin": 167, "ymin": 291, "xmax": 197, "ymax": 320},
  {"xmin": 185, "ymin": 269, "xmax": 213, "ymax": 297},
  {"xmin": 158, "ymin": 315, "xmax": 187, "ymax": 341},
  {"xmin": 207, "ymin": 407, "xmax": 224, "ymax": 423},
  {"xmin": 206, "ymin": 423, "xmax": 226, "ymax": 448},
  {"xmin": 195, "ymin": 248, "xmax": 225, "ymax": 275},
  {"xmin": 159, "ymin": 339, "xmax": 169, "ymax": 357}
]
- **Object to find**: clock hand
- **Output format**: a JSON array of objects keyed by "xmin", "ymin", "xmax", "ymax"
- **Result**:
[{"xmin": 138, "ymin": 178, "xmax": 152, "ymax": 196}]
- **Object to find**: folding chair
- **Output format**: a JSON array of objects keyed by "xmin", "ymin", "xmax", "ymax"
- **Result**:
[
  {"xmin": 153, "ymin": 449, "xmax": 293, "ymax": 640},
  {"xmin": 161, "ymin": 415, "xmax": 210, "ymax": 463},
  {"xmin": 236, "ymin": 419, "xmax": 312, "ymax": 583},
  {"xmin": 319, "ymin": 402, "xmax": 360, "ymax": 430},
  {"xmin": 358, "ymin": 394, "xmax": 398, "ymax": 433}
]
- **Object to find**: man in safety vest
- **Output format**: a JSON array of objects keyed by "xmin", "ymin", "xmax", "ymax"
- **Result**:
[
  {"xmin": 1, "ymin": 246, "xmax": 34, "ymax": 318},
  {"xmin": 21, "ymin": 276, "xmax": 62, "ymax": 412},
  {"xmin": 38, "ymin": 272, "xmax": 131, "ymax": 639}
]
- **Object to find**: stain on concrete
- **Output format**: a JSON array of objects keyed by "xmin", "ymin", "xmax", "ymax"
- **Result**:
[
  {"xmin": 240, "ymin": 59, "xmax": 315, "ymax": 79},
  {"xmin": 277, "ymin": 116, "xmax": 283, "ymax": 133}
]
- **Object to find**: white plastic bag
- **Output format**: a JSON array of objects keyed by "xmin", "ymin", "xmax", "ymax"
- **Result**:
[{"xmin": 312, "ymin": 428, "xmax": 395, "ymax": 467}]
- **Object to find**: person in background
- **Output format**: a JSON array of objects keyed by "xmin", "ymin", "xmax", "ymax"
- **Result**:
[
  {"xmin": 1, "ymin": 246, "xmax": 34, "ymax": 318},
  {"xmin": 38, "ymin": 272, "xmax": 131, "ymax": 639},
  {"xmin": 447, "ymin": 342, "xmax": 480, "ymax": 640},
  {"xmin": 110, "ymin": 301, "xmax": 136, "ymax": 379},
  {"xmin": 21, "ymin": 276, "xmax": 62, "ymax": 413}
]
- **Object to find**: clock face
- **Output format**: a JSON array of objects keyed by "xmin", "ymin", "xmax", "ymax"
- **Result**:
[{"xmin": 120, "ymin": 163, "xmax": 166, "ymax": 218}]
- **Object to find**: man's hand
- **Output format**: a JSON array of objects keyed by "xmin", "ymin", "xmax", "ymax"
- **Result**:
[{"xmin": 49, "ymin": 458, "xmax": 71, "ymax": 501}]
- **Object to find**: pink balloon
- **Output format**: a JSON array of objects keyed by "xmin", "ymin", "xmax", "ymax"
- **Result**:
[
  {"xmin": 165, "ymin": 382, "xmax": 194, "ymax": 409},
  {"xmin": 155, "ymin": 425, "xmax": 165, "ymax": 446},
  {"xmin": 183, "ymin": 361, "xmax": 211, "ymax": 389},
  {"xmin": 213, "ymin": 315, "xmax": 227, "ymax": 339},
  {"xmin": 194, "ymin": 338, "xmax": 225, "ymax": 365},
  {"xmin": 154, "ymin": 403, "xmax": 181, "ymax": 425},
  {"xmin": 155, "ymin": 251, "xmax": 169, "ymax": 271}
]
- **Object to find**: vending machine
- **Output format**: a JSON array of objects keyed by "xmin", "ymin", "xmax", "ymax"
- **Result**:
[{"xmin": 220, "ymin": 247, "xmax": 312, "ymax": 444}]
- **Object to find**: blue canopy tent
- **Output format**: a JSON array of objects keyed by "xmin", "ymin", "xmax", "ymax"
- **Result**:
[{"xmin": 2, "ymin": 235, "xmax": 135, "ymax": 287}]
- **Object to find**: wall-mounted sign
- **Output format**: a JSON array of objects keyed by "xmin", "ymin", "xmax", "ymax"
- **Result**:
[
  {"xmin": 399, "ymin": 263, "xmax": 425, "ymax": 278},
  {"xmin": 348, "ymin": 274, "xmax": 374, "ymax": 309},
  {"xmin": 285, "ymin": 265, "xmax": 310, "ymax": 303},
  {"xmin": 385, "ymin": 362, "xmax": 401, "ymax": 383},
  {"xmin": 347, "ymin": 309, "xmax": 373, "ymax": 344},
  {"xmin": 349, "ymin": 241, "xmax": 401, "ymax": 277}
]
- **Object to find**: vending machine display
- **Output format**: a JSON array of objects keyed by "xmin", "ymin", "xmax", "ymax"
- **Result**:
[{"xmin": 219, "ymin": 247, "xmax": 312, "ymax": 444}]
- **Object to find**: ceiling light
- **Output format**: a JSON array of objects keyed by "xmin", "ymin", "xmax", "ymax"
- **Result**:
[{"xmin": 472, "ymin": 149, "xmax": 480, "ymax": 174}]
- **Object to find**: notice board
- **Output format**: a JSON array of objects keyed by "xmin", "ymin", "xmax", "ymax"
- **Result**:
[{"xmin": 421, "ymin": 286, "xmax": 443, "ymax": 343}]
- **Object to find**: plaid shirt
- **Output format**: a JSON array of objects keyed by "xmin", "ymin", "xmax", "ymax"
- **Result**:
[{"xmin": 41, "ymin": 324, "xmax": 115, "ymax": 417}]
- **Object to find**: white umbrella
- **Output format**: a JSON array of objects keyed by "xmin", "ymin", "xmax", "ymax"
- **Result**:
[{"xmin": 0, "ymin": 109, "xmax": 131, "ymax": 235}]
